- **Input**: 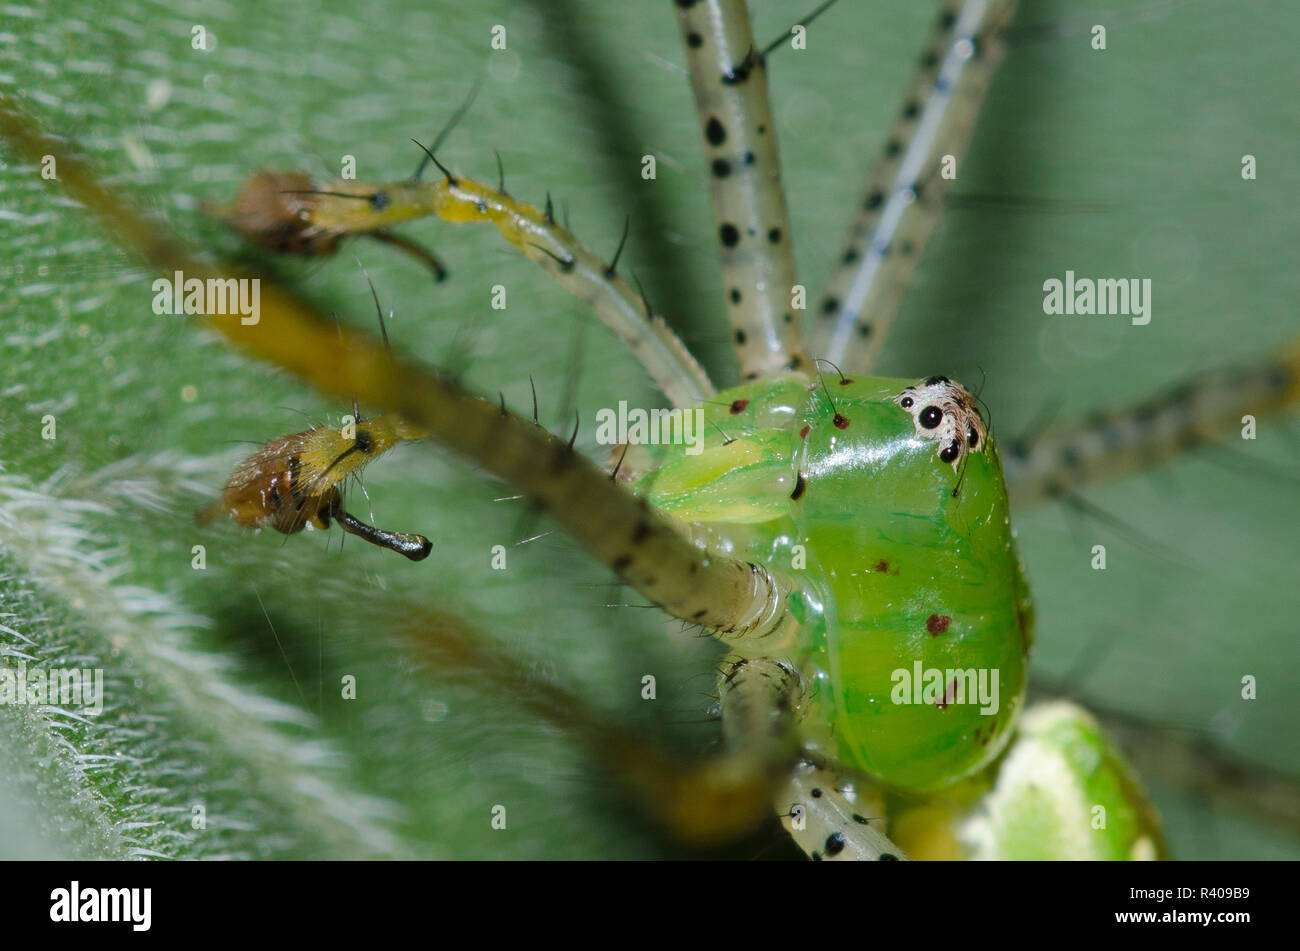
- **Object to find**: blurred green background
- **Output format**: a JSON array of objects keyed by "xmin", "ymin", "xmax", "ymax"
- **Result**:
[{"xmin": 0, "ymin": 0, "xmax": 1295, "ymax": 858}]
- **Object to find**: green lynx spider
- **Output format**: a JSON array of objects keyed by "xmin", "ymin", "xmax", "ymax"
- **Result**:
[{"xmin": 4, "ymin": 0, "xmax": 1297, "ymax": 859}]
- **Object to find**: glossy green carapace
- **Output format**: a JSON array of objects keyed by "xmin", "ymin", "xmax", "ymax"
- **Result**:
[{"xmin": 634, "ymin": 374, "xmax": 1032, "ymax": 791}]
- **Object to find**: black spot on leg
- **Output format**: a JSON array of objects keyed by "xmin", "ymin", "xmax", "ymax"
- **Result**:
[
  {"xmin": 612, "ymin": 554, "xmax": 632, "ymax": 573},
  {"xmin": 735, "ymin": 329, "xmax": 746, "ymax": 345},
  {"xmin": 730, "ymin": 288, "xmax": 742, "ymax": 304},
  {"xmin": 705, "ymin": 116, "xmax": 726, "ymax": 146},
  {"xmin": 842, "ymin": 248, "xmax": 858, "ymax": 264},
  {"xmin": 825, "ymin": 832, "xmax": 846, "ymax": 856},
  {"xmin": 686, "ymin": 31, "xmax": 702, "ymax": 48},
  {"xmin": 692, "ymin": 608, "xmax": 707, "ymax": 619},
  {"xmin": 719, "ymin": 223, "xmax": 740, "ymax": 247},
  {"xmin": 741, "ymin": 151, "xmax": 755, "ymax": 166},
  {"xmin": 354, "ymin": 430, "xmax": 373, "ymax": 453},
  {"xmin": 885, "ymin": 138, "xmax": 902, "ymax": 157},
  {"xmin": 631, "ymin": 520, "xmax": 651, "ymax": 544},
  {"xmin": 865, "ymin": 190, "xmax": 884, "ymax": 210},
  {"xmin": 712, "ymin": 158, "xmax": 731, "ymax": 178},
  {"xmin": 790, "ymin": 471, "xmax": 807, "ymax": 501},
  {"xmin": 903, "ymin": 100, "xmax": 920, "ymax": 119},
  {"xmin": 822, "ymin": 297, "xmax": 840, "ymax": 315},
  {"xmin": 852, "ymin": 813, "xmax": 869, "ymax": 825},
  {"xmin": 922, "ymin": 50, "xmax": 939, "ymax": 68},
  {"xmin": 879, "ymin": 853, "xmax": 899, "ymax": 861},
  {"xmin": 857, "ymin": 323, "xmax": 872, "ymax": 338},
  {"xmin": 768, "ymin": 227, "xmax": 782, "ymax": 244},
  {"xmin": 811, "ymin": 787, "xmax": 822, "ymax": 798}
]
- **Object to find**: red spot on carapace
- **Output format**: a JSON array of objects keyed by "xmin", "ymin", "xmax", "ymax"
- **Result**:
[
  {"xmin": 799, "ymin": 424, "xmax": 810, "ymax": 440},
  {"xmin": 926, "ymin": 614, "xmax": 951, "ymax": 635},
  {"xmin": 872, "ymin": 560, "xmax": 889, "ymax": 573},
  {"xmin": 833, "ymin": 414, "xmax": 849, "ymax": 430},
  {"xmin": 936, "ymin": 678, "xmax": 957, "ymax": 709},
  {"xmin": 729, "ymin": 399, "xmax": 749, "ymax": 415}
]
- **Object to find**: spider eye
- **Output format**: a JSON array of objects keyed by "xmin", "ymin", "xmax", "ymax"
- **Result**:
[
  {"xmin": 900, "ymin": 396, "xmax": 914, "ymax": 409},
  {"xmin": 920, "ymin": 406, "xmax": 942, "ymax": 429},
  {"xmin": 940, "ymin": 441, "xmax": 961, "ymax": 463},
  {"xmin": 967, "ymin": 426, "xmax": 979, "ymax": 448}
]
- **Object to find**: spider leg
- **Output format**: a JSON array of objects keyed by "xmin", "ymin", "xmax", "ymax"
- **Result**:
[
  {"xmin": 401, "ymin": 609, "xmax": 794, "ymax": 847},
  {"xmin": 428, "ymin": 174, "xmax": 715, "ymax": 407},
  {"xmin": 220, "ymin": 168, "xmax": 713, "ymax": 406},
  {"xmin": 676, "ymin": 0, "xmax": 806, "ymax": 381},
  {"xmin": 716, "ymin": 655, "xmax": 908, "ymax": 859},
  {"xmin": 2, "ymin": 104, "xmax": 788, "ymax": 640},
  {"xmin": 1003, "ymin": 343, "xmax": 1300, "ymax": 505},
  {"xmin": 810, "ymin": 0, "xmax": 1018, "ymax": 372}
]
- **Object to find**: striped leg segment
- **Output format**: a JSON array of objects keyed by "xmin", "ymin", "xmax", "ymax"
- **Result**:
[
  {"xmin": 810, "ymin": 0, "xmax": 1017, "ymax": 372},
  {"xmin": 675, "ymin": 0, "xmax": 806, "ymax": 381},
  {"xmin": 1003, "ymin": 345, "xmax": 1300, "ymax": 505}
]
